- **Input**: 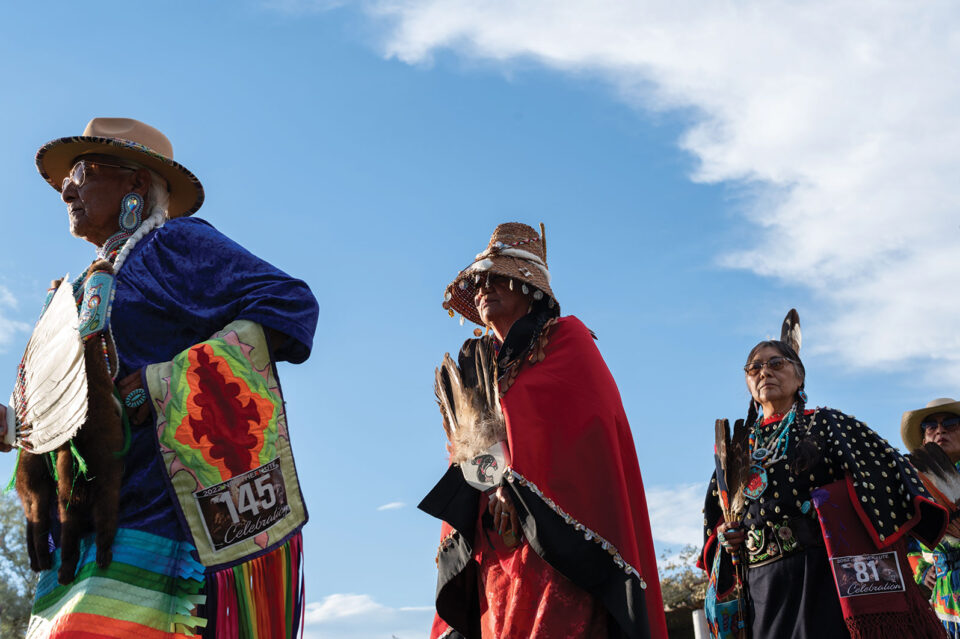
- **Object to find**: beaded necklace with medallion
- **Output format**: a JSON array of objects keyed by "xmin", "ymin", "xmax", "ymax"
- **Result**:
[{"xmin": 742, "ymin": 403, "xmax": 798, "ymax": 501}]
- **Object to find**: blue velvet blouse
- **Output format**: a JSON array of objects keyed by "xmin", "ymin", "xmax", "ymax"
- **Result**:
[{"xmin": 71, "ymin": 217, "xmax": 318, "ymax": 542}]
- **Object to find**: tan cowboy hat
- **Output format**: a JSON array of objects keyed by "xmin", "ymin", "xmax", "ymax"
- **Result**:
[
  {"xmin": 443, "ymin": 222, "xmax": 558, "ymax": 326},
  {"xmin": 901, "ymin": 397, "xmax": 960, "ymax": 452},
  {"xmin": 35, "ymin": 117, "xmax": 204, "ymax": 217}
]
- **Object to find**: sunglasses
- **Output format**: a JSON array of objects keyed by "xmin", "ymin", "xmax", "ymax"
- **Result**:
[
  {"xmin": 920, "ymin": 415, "xmax": 960, "ymax": 431},
  {"xmin": 744, "ymin": 356, "xmax": 795, "ymax": 377},
  {"xmin": 61, "ymin": 159, "xmax": 136, "ymax": 190}
]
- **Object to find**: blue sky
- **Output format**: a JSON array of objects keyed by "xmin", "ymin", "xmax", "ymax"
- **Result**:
[{"xmin": 1, "ymin": 2, "xmax": 958, "ymax": 637}]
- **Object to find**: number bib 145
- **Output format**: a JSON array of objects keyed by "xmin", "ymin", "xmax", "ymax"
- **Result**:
[
  {"xmin": 829, "ymin": 551, "xmax": 905, "ymax": 598},
  {"xmin": 194, "ymin": 458, "xmax": 290, "ymax": 551}
]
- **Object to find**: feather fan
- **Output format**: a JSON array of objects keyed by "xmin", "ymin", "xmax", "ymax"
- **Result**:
[
  {"xmin": 12, "ymin": 279, "xmax": 88, "ymax": 453},
  {"xmin": 727, "ymin": 418, "xmax": 750, "ymax": 518},
  {"xmin": 435, "ymin": 339, "xmax": 505, "ymax": 465},
  {"xmin": 714, "ymin": 418, "xmax": 750, "ymax": 521},
  {"xmin": 908, "ymin": 442, "xmax": 960, "ymax": 512},
  {"xmin": 714, "ymin": 419, "xmax": 733, "ymax": 515}
]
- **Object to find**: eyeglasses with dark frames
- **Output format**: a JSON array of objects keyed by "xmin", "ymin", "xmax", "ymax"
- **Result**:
[{"xmin": 744, "ymin": 356, "xmax": 795, "ymax": 377}]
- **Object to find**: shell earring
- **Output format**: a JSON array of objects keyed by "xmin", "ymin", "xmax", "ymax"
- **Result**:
[{"xmin": 119, "ymin": 193, "xmax": 144, "ymax": 232}]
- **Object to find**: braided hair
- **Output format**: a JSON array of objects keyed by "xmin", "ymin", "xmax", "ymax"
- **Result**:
[
  {"xmin": 744, "ymin": 340, "xmax": 817, "ymax": 473},
  {"xmin": 112, "ymin": 169, "xmax": 169, "ymax": 273}
]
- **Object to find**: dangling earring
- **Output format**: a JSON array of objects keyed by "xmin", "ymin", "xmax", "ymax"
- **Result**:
[
  {"xmin": 119, "ymin": 193, "xmax": 143, "ymax": 232},
  {"xmin": 798, "ymin": 389, "xmax": 808, "ymax": 403}
]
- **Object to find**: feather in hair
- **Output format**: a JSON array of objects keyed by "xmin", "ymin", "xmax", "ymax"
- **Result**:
[{"xmin": 780, "ymin": 308, "xmax": 802, "ymax": 354}]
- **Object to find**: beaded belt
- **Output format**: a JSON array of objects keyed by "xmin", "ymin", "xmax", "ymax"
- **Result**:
[{"xmin": 745, "ymin": 516, "xmax": 821, "ymax": 567}]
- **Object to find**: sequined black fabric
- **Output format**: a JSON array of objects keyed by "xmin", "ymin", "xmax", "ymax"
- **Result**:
[{"xmin": 701, "ymin": 407, "xmax": 945, "ymax": 639}]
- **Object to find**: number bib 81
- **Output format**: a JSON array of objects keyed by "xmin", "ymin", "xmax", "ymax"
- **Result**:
[
  {"xmin": 829, "ymin": 551, "xmax": 905, "ymax": 598},
  {"xmin": 194, "ymin": 458, "xmax": 291, "ymax": 551}
]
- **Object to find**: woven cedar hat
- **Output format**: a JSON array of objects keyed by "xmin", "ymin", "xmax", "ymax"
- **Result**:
[
  {"xmin": 35, "ymin": 117, "xmax": 204, "ymax": 218},
  {"xmin": 901, "ymin": 397, "xmax": 960, "ymax": 452},
  {"xmin": 443, "ymin": 222, "xmax": 557, "ymax": 326}
]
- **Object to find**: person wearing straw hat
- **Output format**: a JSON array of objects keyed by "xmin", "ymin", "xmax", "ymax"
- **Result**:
[
  {"xmin": 0, "ymin": 118, "xmax": 318, "ymax": 638},
  {"xmin": 700, "ymin": 312, "xmax": 948, "ymax": 639},
  {"xmin": 901, "ymin": 398, "xmax": 960, "ymax": 638},
  {"xmin": 420, "ymin": 222, "xmax": 668, "ymax": 639}
]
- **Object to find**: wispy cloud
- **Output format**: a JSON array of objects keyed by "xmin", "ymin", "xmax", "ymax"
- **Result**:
[
  {"xmin": 341, "ymin": 1, "xmax": 960, "ymax": 381},
  {"xmin": 376, "ymin": 501, "xmax": 406, "ymax": 511},
  {"xmin": 646, "ymin": 482, "xmax": 704, "ymax": 547},
  {"xmin": 0, "ymin": 285, "xmax": 30, "ymax": 351},
  {"xmin": 0, "ymin": 286, "xmax": 18, "ymax": 310},
  {"xmin": 303, "ymin": 593, "xmax": 433, "ymax": 639}
]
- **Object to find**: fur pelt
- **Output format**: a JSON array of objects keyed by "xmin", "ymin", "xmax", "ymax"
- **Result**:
[{"xmin": 16, "ymin": 262, "xmax": 125, "ymax": 584}]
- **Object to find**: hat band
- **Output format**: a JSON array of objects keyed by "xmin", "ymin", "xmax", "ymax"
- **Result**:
[{"xmin": 468, "ymin": 247, "xmax": 552, "ymax": 284}]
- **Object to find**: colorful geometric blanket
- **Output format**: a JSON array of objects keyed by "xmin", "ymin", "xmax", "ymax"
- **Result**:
[{"xmin": 144, "ymin": 319, "xmax": 307, "ymax": 569}]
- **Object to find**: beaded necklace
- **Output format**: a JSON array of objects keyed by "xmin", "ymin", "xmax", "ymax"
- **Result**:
[
  {"xmin": 742, "ymin": 403, "xmax": 798, "ymax": 501},
  {"xmin": 749, "ymin": 403, "xmax": 797, "ymax": 466}
]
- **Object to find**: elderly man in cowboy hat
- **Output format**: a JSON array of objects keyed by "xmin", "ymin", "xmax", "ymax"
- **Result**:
[
  {"xmin": 0, "ymin": 118, "xmax": 318, "ymax": 638},
  {"xmin": 420, "ymin": 222, "xmax": 668, "ymax": 639},
  {"xmin": 902, "ymin": 398, "xmax": 960, "ymax": 638}
]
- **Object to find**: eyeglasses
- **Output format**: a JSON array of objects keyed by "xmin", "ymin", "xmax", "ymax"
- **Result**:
[
  {"xmin": 744, "ymin": 356, "xmax": 795, "ymax": 376},
  {"xmin": 920, "ymin": 415, "xmax": 960, "ymax": 431},
  {"xmin": 61, "ymin": 159, "xmax": 136, "ymax": 190}
]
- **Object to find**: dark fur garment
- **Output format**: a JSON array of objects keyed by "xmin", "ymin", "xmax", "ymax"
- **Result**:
[{"xmin": 15, "ymin": 261, "xmax": 125, "ymax": 584}]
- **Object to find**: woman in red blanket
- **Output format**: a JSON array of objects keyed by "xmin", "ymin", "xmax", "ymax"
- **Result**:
[{"xmin": 420, "ymin": 223, "xmax": 667, "ymax": 639}]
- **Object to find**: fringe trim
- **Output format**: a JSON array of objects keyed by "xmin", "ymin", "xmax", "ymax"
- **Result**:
[
  {"xmin": 846, "ymin": 609, "xmax": 946, "ymax": 639},
  {"xmin": 3, "ymin": 447, "xmax": 20, "ymax": 493},
  {"xmin": 504, "ymin": 468, "xmax": 646, "ymax": 588},
  {"xmin": 210, "ymin": 532, "xmax": 305, "ymax": 639}
]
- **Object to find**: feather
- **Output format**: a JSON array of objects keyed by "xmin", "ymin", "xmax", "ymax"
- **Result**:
[
  {"xmin": 908, "ymin": 442, "xmax": 960, "ymax": 510},
  {"xmin": 780, "ymin": 308, "xmax": 802, "ymax": 353},
  {"xmin": 434, "ymin": 355, "xmax": 459, "ymax": 442},
  {"xmin": 434, "ymin": 339, "xmax": 505, "ymax": 464},
  {"xmin": 714, "ymin": 419, "xmax": 732, "ymax": 514},
  {"xmin": 14, "ymin": 279, "xmax": 88, "ymax": 453},
  {"xmin": 727, "ymin": 418, "xmax": 750, "ymax": 519},
  {"xmin": 713, "ymin": 417, "xmax": 751, "ymax": 521}
]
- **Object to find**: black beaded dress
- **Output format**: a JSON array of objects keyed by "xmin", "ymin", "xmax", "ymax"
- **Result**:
[{"xmin": 700, "ymin": 407, "xmax": 946, "ymax": 639}]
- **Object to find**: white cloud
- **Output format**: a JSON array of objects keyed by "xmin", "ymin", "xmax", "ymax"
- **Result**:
[
  {"xmin": 376, "ymin": 501, "xmax": 406, "ymax": 511},
  {"xmin": 646, "ymin": 482, "xmax": 704, "ymax": 547},
  {"xmin": 0, "ymin": 286, "xmax": 18, "ymax": 310},
  {"xmin": 303, "ymin": 593, "xmax": 434, "ymax": 639},
  {"xmin": 352, "ymin": 1, "xmax": 960, "ymax": 381}
]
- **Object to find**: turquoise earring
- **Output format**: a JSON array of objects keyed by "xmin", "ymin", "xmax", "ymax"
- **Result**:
[{"xmin": 119, "ymin": 193, "xmax": 143, "ymax": 232}]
